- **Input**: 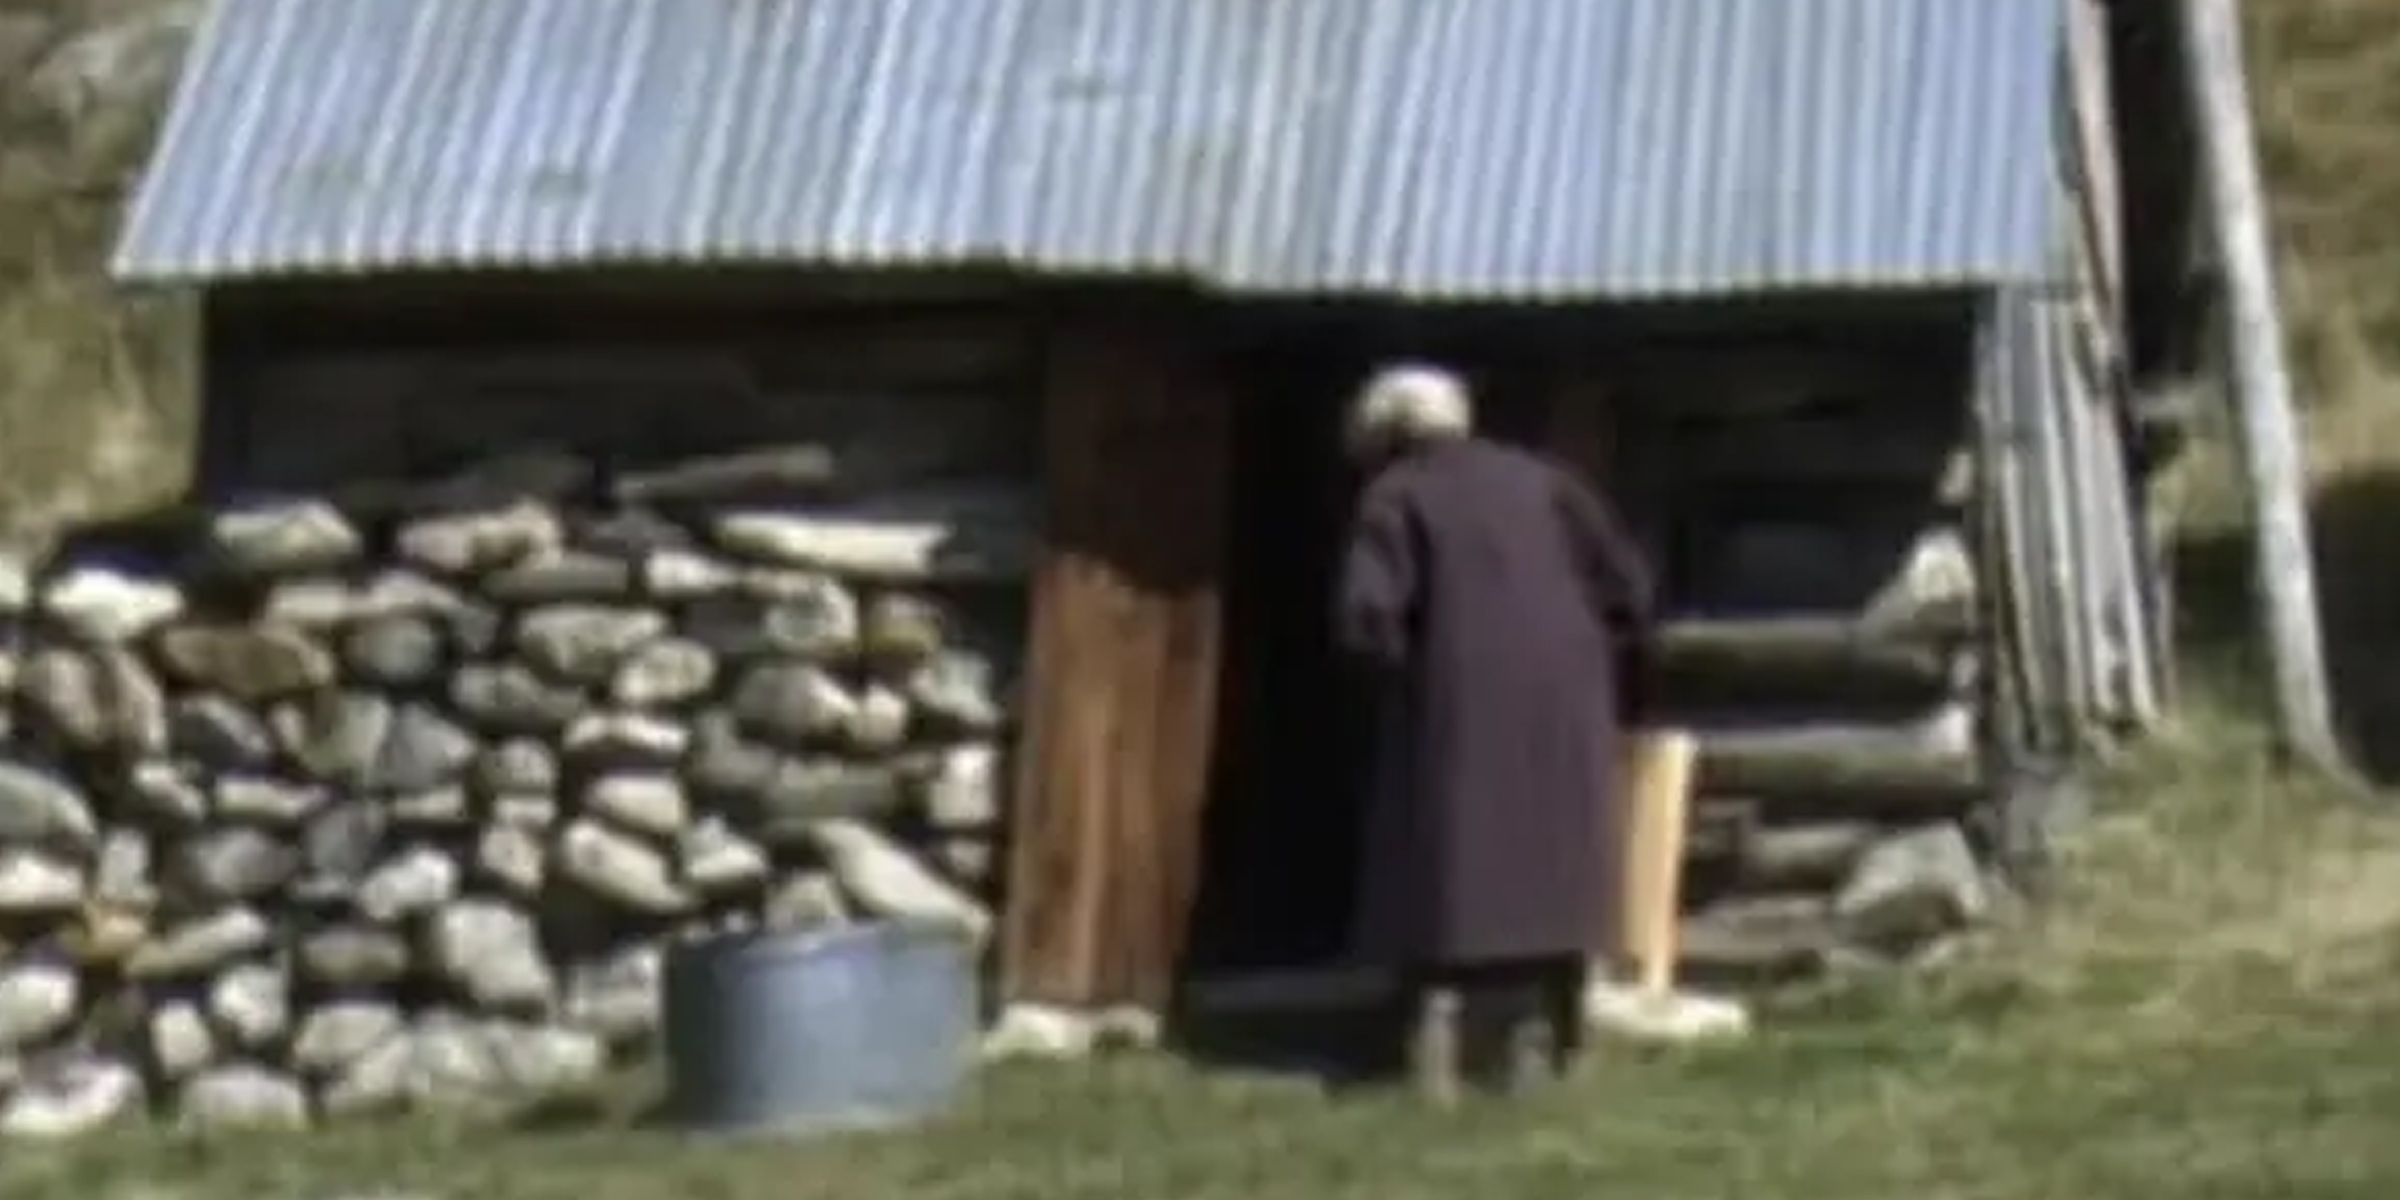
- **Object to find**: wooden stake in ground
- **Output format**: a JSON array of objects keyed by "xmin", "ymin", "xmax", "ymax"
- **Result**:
[
  {"xmin": 2179, "ymin": 0, "xmax": 2342, "ymax": 771},
  {"xmin": 1614, "ymin": 729, "xmax": 1698, "ymax": 995}
]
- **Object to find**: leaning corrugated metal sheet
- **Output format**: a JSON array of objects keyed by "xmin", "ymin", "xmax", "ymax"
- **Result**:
[{"xmin": 112, "ymin": 0, "xmax": 2067, "ymax": 297}]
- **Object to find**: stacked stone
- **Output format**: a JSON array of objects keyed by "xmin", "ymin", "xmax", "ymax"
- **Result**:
[{"xmin": 0, "ymin": 485, "xmax": 1018, "ymax": 1137}]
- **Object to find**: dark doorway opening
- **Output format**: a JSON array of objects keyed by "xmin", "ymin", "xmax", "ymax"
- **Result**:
[{"xmin": 1180, "ymin": 327, "xmax": 1375, "ymax": 982}]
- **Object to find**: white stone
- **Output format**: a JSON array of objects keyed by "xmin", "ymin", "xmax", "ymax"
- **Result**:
[
  {"xmin": 583, "ymin": 773, "xmax": 689, "ymax": 839},
  {"xmin": 147, "ymin": 1000, "xmax": 216, "ymax": 1080},
  {"xmin": 427, "ymin": 901, "xmax": 554, "ymax": 1010},
  {"xmin": 40, "ymin": 566, "xmax": 182, "ymax": 642},
  {"xmin": 680, "ymin": 819, "xmax": 769, "ymax": 895},
  {"xmin": 0, "ymin": 961, "xmax": 79, "ymax": 1050},
  {"xmin": 0, "ymin": 1057, "xmax": 142, "ymax": 1139},
  {"xmin": 178, "ymin": 1064, "xmax": 309, "ymax": 1130},
  {"xmin": 357, "ymin": 846, "xmax": 461, "ymax": 922},
  {"xmin": 0, "ymin": 851, "xmax": 85, "ymax": 914},
  {"xmin": 557, "ymin": 821, "xmax": 691, "ymax": 914},
  {"xmin": 292, "ymin": 1001, "xmax": 405, "ymax": 1076},
  {"xmin": 207, "ymin": 963, "xmax": 290, "ymax": 1049},
  {"xmin": 806, "ymin": 819, "xmax": 990, "ymax": 943},
  {"xmin": 921, "ymin": 743, "xmax": 1002, "ymax": 831}
]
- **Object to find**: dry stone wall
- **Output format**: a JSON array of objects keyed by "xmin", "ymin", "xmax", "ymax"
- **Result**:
[{"xmin": 0, "ymin": 457, "xmax": 1031, "ymax": 1136}]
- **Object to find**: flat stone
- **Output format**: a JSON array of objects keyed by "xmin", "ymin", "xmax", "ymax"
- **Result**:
[
  {"xmin": 262, "ymin": 570, "xmax": 463, "ymax": 627},
  {"xmin": 490, "ymin": 792, "xmax": 560, "ymax": 830},
  {"xmin": 640, "ymin": 549, "xmax": 740, "ymax": 598},
  {"xmin": 0, "ymin": 1055, "xmax": 143, "ymax": 1139},
  {"xmin": 356, "ymin": 846, "xmax": 460, "ymax": 922},
  {"xmin": 93, "ymin": 830, "xmax": 155, "ymax": 907},
  {"xmin": 611, "ymin": 637, "xmax": 717, "ymax": 708},
  {"xmin": 516, "ymin": 605, "xmax": 666, "ymax": 686},
  {"xmin": 562, "ymin": 711, "xmax": 688, "ymax": 769},
  {"xmin": 391, "ymin": 786, "xmax": 474, "ymax": 829},
  {"xmin": 472, "ymin": 738, "xmax": 559, "ymax": 797},
  {"xmin": 751, "ymin": 759, "xmax": 908, "ymax": 833},
  {"xmin": 368, "ymin": 703, "xmax": 477, "ymax": 793},
  {"xmin": 171, "ymin": 829, "xmax": 296, "ymax": 904},
  {"xmin": 919, "ymin": 742, "xmax": 1003, "ymax": 831},
  {"xmin": 170, "ymin": 694, "xmax": 278, "ymax": 770},
  {"xmin": 127, "ymin": 761, "xmax": 207, "ymax": 827},
  {"xmin": 483, "ymin": 551, "xmax": 637, "ymax": 604},
  {"xmin": 482, "ymin": 1021, "xmax": 607, "ymax": 1095},
  {"xmin": 0, "ymin": 850, "xmax": 85, "ymax": 913},
  {"xmin": 680, "ymin": 819, "xmax": 769, "ymax": 895},
  {"xmin": 575, "ymin": 509, "xmax": 695, "ymax": 557},
  {"xmin": 427, "ymin": 901, "xmax": 554, "ymax": 1011},
  {"xmin": 683, "ymin": 589, "xmax": 858, "ymax": 661},
  {"xmin": 0, "ymin": 760, "xmax": 97, "ymax": 847},
  {"xmin": 450, "ymin": 664, "xmax": 582, "ymax": 735},
  {"xmin": 713, "ymin": 508, "xmax": 1028, "ymax": 580},
  {"xmin": 0, "ymin": 961, "xmax": 79, "ymax": 1050},
  {"xmin": 685, "ymin": 713, "xmax": 780, "ymax": 801},
  {"xmin": 396, "ymin": 502, "xmax": 562, "ymax": 576},
  {"xmin": 19, "ymin": 646, "xmax": 166, "ymax": 755},
  {"xmin": 583, "ymin": 773, "xmax": 690, "ymax": 839},
  {"xmin": 128, "ymin": 908, "xmax": 273, "ymax": 979},
  {"xmin": 40, "ymin": 566, "xmax": 182, "ymax": 643},
  {"xmin": 475, "ymin": 824, "xmax": 547, "ymax": 898},
  {"xmin": 906, "ymin": 651, "xmax": 1008, "ymax": 733},
  {"xmin": 299, "ymin": 800, "xmax": 389, "ymax": 887},
  {"xmin": 178, "ymin": 1064, "xmax": 309, "ymax": 1130},
  {"xmin": 206, "ymin": 963, "xmax": 290, "ymax": 1049},
  {"xmin": 152, "ymin": 622, "xmax": 337, "ymax": 702},
  {"xmin": 0, "ymin": 550, "xmax": 26, "ymax": 613},
  {"xmin": 1834, "ymin": 823, "xmax": 1991, "ymax": 950},
  {"xmin": 556, "ymin": 820, "xmax": 690, "ymax": 915},
  {"xmin": 271, "ymin": 692, "xmax": 394, "ymax": 787},
  {"xmin": 297, "ymin": 925, "xmax": 413, "ymax": 989},
  {"xmin": 848, "ymin": 683, "xmax": 911, "ymax": 752},
  {"xmin": 763, "ymin": 871, "xmax": 849, "ymax": 931},
  {"xmin": 563, "ymin": 944, "xmax": 663, "ymax": 1047},
  {"xmin": 147, "ymin": 1000, "xmax": 216, "ymax": 1080},
  {"xmin": 859, "ymin": 592, "xmax": 948, "ymax": 663},
  {"xmin": 292, "ymin": 1000, "xmax": 405, "ymax": 1076},
  {"xmin": 213, "ymin": 776, "xmax": 325, "ymax": 827},
  {"xmin": 729, "ymin": 662, "xmax": 858, "ymax": 748},
  {"xmin": 341, "ymin": 615, "xmax": 445, "ymax": 687},
  {"xmin": 809, "ymin": 818, "xmax": 990, "ymax": 943},
  {"xmin": 204, "ymin": 500, "xmax": 361, "ymax": 577}
]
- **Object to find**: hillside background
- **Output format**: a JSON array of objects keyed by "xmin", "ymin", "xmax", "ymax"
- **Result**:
[{"xmin": 3, "ymin": 0, "xmax": 2398, "ymax": 684}]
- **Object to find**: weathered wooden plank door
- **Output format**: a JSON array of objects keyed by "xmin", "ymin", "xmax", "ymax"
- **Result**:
[{"xmin": 999, "ymin": 313, "xmax": 1230, "ymax": 1011}]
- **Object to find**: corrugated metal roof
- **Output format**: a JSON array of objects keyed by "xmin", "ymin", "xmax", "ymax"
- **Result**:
[{"xmin": 112, "ymin": 0, "xmax": 2069, "ymax": 297}]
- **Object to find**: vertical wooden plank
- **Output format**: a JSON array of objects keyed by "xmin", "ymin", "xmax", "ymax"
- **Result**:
[{"xmin": 998, "ymin": 307, "xmax": 1230, "ymax": 1011}]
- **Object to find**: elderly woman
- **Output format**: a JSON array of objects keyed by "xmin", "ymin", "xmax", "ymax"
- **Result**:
[{"xmin": 1333, "ymin": 364, "xmax": 1655, "ymax": 1102}]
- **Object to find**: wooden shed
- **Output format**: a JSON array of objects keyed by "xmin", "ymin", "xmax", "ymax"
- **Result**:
[{"xmin": 110, "ymin": 0, "xmax": 2215, "ymax": 1022}]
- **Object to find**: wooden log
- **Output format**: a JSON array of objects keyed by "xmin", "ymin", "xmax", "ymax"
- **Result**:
[
  {"xmin": 1696, "ymin": 702, "xmax": 1983, "ymax": 804},
  {"xmin": 1651, "ymin": 615, "xmax": 1977, "ymax": 711},
  {"xmin": 2181, "ymin": 0, "xmax": 2342, "ymax": 771}
]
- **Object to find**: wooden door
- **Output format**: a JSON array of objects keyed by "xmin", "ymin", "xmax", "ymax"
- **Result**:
[{"xmin": 998, "ymin": 314, "xmax": 1231, "ymax": 1011}]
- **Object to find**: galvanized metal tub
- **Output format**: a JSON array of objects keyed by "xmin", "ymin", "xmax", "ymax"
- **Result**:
[{"xmin": 660, "ymin": 921, "xmax": 977, "ymax": 1137}]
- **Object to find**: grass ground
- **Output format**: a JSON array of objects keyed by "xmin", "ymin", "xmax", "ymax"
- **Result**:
[
  {"xmin": 4, "ymin": 676, "xmax": 2394, "ymax": 1200},
  {"xmin": 9, "ymin": 1, "xmax": 2400, "ymax": 1198}
]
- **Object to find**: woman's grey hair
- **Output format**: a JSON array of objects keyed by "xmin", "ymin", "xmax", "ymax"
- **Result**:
[{"xmin": 1345, "ymin": 364, "xmax": 1475, "ymax": 460}]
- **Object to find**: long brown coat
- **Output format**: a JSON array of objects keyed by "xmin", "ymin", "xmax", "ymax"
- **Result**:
[{"xmin": 1334, "ymin": 436, "xmax": 1655, "ymax": 968}]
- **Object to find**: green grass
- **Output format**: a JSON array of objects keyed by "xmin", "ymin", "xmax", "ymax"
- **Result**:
[{"xmin": 7, "ymin": 681, "xmax": 2394, "ymax": 1200}]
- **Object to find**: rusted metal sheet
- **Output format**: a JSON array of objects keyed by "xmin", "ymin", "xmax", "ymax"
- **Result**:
[
  {"xmin": 117, "ymin": 0, "xmax": 2067, "ymax": 298},
  {"xmin": 1000, "ymin": 313, "xmax": 1229, "ymax": 1009}
]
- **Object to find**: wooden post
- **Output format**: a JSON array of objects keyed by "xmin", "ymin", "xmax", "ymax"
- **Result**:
[{"xmin": 2179, "ymin": 0, "xmax": 2342, "ymax": 771}]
